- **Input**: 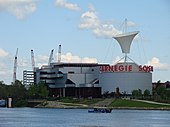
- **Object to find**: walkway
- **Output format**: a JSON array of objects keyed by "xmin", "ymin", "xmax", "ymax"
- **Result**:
[
  {"xmin": 90, "ymin": 98, "xmax": 114, "ymax": 108},
  {"xmin": 133, "ymin": 99, "xmax": 170, "ymax": 106}
]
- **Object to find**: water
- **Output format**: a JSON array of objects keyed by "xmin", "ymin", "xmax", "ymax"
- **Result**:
[{"xmin": 0, "ymin": 108, "xmax": 170, "ymax": 127}]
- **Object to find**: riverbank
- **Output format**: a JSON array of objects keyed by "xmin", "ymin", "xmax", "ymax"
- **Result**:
[{"xmin": 35, "ymin": 98, "xmax": 170, "ymax": 110}]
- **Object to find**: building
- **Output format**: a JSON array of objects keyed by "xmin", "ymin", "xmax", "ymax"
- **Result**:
[
  {"xmin": 99, "ymin": 62, "xmax": 152, "ymax": 95},
  {"xmin": 23, "ymin": 60, "xmax": 152, "ymax": 97},
  {"xmin": 23, "ymin": 23, "xmax": 153, "ymax": 97},
  {"xmin": 34, "ymin": 63, "xmax": 106, "ymax": 98},
  {"xmin": 23, "ymin": 70, "xmax": 35, "ymax": 89},
  {"xmin": 152, "ymin": 81, "xmax": 170, "ymax": 89}
]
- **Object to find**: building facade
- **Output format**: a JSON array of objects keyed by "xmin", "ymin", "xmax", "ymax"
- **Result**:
[
  {"xmin": 23, "ymin": 61, "xmax": 153, "ymax": 97},
  {"xmin": 34, "ymin": 63, "xmax": 104, "ymax": 98},
  {"xmin": 99, "ymin": 62, "xmax": 152, "ymax": 94}
]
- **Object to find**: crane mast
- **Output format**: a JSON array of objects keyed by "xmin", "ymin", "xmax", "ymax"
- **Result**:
[
  {"xmin": 31, "ymin": 49, "xmax": 35, "ymax": 71},
  {"xmin": 13, "ymin": 48, "xmax": 18, "ymax": 83},
  {"xmin": 58, "ymin": 45, "xmax": 61, "ymax": 63},
  {"xmin": 48, "ymin": 49, "xmax": 54, "ymax": 65}
]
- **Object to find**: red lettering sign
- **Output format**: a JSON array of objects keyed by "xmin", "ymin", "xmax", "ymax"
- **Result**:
[
  {"xmin": 139, "ymin": 65, "xmax": 153, "ymax": 72},
  {"xmin": 100, "ymin": 65, "xmax": 153, "ymax": 72}
]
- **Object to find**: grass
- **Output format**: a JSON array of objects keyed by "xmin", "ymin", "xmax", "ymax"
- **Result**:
[
  {"xmin": 59, "ymin": 97, "xmax": 104, "ymax": 105},
  {"xmin": 109, "ymin": 99, "xmax": 170, "ymax": 108}
]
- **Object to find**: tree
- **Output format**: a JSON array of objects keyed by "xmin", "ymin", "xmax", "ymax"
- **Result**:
[
  {"xmin": 8, "ymin": 80, "xmax": 27, "ymax": 99},
  {"xmin": 0, "ymin": 81, "xmax": 7, "ymax": 98},
  {"xmin": 156, "ymin": 86, "xmax": 166, "ymax": 99},
  {"xmin": 144, "ymin": 89, "xmax": 150, "ymax": 97},
  {"xmin": 132, "ymin": 90, "xmax": 139, "ymax": 97},
  {"xmin": 132, "ymin": 89, "xmax": 142, "ymax": 98},
  {"xmin": 27, "ymin": 82, "xmax": 49, "ymax": 99},
  {"xmin": 165, "ymin": 89, "xmax": 170, "ymax": 99},
  {"xmin": 39, "ymin": 83, "xmax": 49, "ymax": 98}
]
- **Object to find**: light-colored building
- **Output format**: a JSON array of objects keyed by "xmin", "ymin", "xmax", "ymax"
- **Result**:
[
  {"xmin": 28, "ymin": 61, "xmax": 152, "ymax": 96},
  {"xmin": 99, "ymin": 62, "xmax": 152, "ymax": 94},
  {"xmin": 35, "ymin": 63, "xmax": 103, "ymax": 88}
]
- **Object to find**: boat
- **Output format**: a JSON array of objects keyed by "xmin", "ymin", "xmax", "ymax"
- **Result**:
[
  {"xmin": 0, "ymin": 99, "xmax": 6, "ymax": 107},
  {"xmin": 88, "ymin": 108, "xmax": 112, "ymax": 113}
]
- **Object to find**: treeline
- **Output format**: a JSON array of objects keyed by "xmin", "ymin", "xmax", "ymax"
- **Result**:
[
  {"xmin": 1, "ymin": 80, "xmax": 170, "ymax": 105},
  {"xmin": 132, "ymin": 86, "xmax": 170, "ymax": 103},
  {"xmin": 0, "ymin": 80, "xmax": 48, "ymax": 100}
]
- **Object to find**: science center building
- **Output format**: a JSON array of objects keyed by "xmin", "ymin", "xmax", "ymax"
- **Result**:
[{"xmin": 23, "ymin": 31, "xmax": 153, "ymax": 97}]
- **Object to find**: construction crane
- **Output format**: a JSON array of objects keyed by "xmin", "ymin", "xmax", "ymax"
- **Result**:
[
  {"xmin": 48, "ymin": 49, "xmax": 54, "ymax": 65},
  {"xmin": 58, "ymin": 45, "xmax": 61, "ymax": 63},
  {"xmin": 13, "ymin": 48, "xmax": 18, "ymax": 83},
  {"xmin": 31, "ymin": 49, "xmax": 35, "ymax": 71}
]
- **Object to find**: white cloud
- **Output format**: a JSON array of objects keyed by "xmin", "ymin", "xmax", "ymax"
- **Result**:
[
  {"xmin": 0, "ymin": 59, "xmax": 12, "ymax": 81},
  {"xmin": 81, "ymin": 57, "xmax": 97, "ymax": 63},
  {"xmin": 18, "ymin": 58, "xmax": 28, "ymax": 67},
  {"xmin": 147, "ymin": 57, "xmax": 170, "ymax": 70},
  {"xmin": 127, "ymin": 21, "xmax": 137, "ymax": 27},
  {"xmin": 0, "ymin": 62, "xmax": 5, "ymax": 68},
  {"xmin": 35, "ymin": 55, "xmax": 49, "ymax": 67},
  {"xmin": 61, "ymin": 52, "xmax": 97, "ymax": 63},
  {"xmin": 55, "ymin": 0, "xmax": 81, "ymax": 11},
  {"xmin": 0, "ymin": 0, "xmax": 37, "ymax": 19},
  {"xmin": 79, "ymin": 4, "xmax": 122, "ymax": 39},
  {"xmin": 0, "ymin": 48, "xmax": 9, "ymax": 57},
  {"xmin": 31, "ymin": 52, "xmax": 97, "ymax": 68},
  {"xmin": 111, "ymin": 56, "xmax": 124, "ymax": 64}
]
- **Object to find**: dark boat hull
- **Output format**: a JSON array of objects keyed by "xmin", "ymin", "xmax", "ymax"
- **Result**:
[{"xmin": 88, "ymin": 108, "xmax": 112, "ymax": 113}]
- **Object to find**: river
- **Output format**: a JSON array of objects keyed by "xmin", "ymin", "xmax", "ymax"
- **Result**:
[{"xmin": 0, "ymin": 108, "xmax": 170, "ymax": 127}]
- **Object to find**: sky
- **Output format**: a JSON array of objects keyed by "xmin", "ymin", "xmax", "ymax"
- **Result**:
[{"xmin": 0, "ymin": 0, "xmax": 170, "ymax": 84}]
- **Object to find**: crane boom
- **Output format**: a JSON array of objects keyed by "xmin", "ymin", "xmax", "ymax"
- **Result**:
[
  {"xmin": 58, "ymin": 45, "xmax": 61, "ymax": 63},
  {"xmin": 31, "ymin": 49, "xmax": 35, "ymax": 70},
  {"xmin": 48, "ymin": 49, "xmax": 54, "ymax": 65},
  {"xmin": 13, "ymin": 48, "xmax": 18, "ymax": 83}
]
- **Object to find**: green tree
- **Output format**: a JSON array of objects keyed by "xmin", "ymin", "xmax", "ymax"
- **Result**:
[
  {"xmin": 132, "ymin": 90, "xmax": 139, "ymax": 97},
  {"xmin": 165, "ymin": 89, "xmax": 170, "ymax": 100},
  {"xmin": 144, "ymin": 89, "xmax": 150, "ymax": 97},
  {"xmin": 39, "ymin": 84, "xmax": 49, "ymax": 98},
  {"xmin": 156, "ymin": 86, "xmax": 166, "ymax": 99},
  {"xmin": 27, "ymin": 82, "xmax": 49, "ymax": 98},
  {"xmin": 138, "ymin": 89, "xmax": 142, "ymax": 97},
  {"xmin": 6, "ymin": 80, "xmax": 27, "ymax": 99},
  {"xmin": 132, "ymin": 89, "xmax": 142, "ymax": 98},
  {"xmin": 0, "ymin": 81, "xmax": 7, "ymax": 98}
]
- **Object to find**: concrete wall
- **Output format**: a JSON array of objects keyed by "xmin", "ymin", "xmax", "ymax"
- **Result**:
[{"xmin": 99, "ymin": 72, "xmax": 152, "ymax": 94}]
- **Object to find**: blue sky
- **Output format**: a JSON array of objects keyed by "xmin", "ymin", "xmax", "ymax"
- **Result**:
[{"xmin": 0, "ymin": 0, "xmax": 170, "ymax": 84}]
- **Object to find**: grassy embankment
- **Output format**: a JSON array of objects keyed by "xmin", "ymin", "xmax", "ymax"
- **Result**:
[
  {"xmin": 37, "ymin": 98, "xmax": 170, "ymax": 109},
  {"xmin": 57, "ymin": 98, "xmax": 170, "ymax": 109},
  {"xmin": 58, "ymin": 98, "xmax": 104, "ymax": 106},
  {"xmin": 109, "ymin": 99, "xmax": 170, "ymax": 109},
  {"xmin": 37, "ymin": 98, "xmax": 105, "ymax": 108}
]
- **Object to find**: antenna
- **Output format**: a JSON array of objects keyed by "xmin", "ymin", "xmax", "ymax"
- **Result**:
[
  {"xmin": 58, "ymin": 45, "xmax": 61, "ymax": 63},
  {"xmin": 124, "ymin": 18, "xmax": 127, "ymax": 33},
  {"xmin": 31, "ymin": 49, "xmax": 35, "ymax": 71},
  {"xmin": 13, "ymin": 48, "xmax": 18, "ymax": 83},
  {"xmin": 48, "ymin": 49, "xmax": 54, "ymax": 65}
]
